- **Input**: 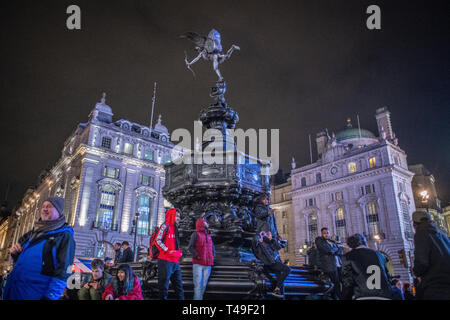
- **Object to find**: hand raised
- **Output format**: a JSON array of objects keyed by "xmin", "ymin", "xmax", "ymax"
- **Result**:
[{"xmin": 10, "ymin": 243, "xmax": 22, "ymax": 255}]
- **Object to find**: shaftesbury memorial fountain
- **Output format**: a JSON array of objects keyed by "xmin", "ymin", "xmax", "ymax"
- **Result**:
[{"xmin": 138, "ymin": 29, "xmax": 329, "ymax": 299}]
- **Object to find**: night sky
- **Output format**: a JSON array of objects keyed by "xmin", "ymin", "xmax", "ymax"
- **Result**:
[{"xmin": 1, "ymin": 0, "xmax": 449, "ymax": 208}]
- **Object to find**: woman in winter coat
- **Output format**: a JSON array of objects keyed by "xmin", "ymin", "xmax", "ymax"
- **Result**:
[
  {"xmin": 102, "ymin": 264, "xmax": 143, "ymax": 300},
  {"xmin": 188, "ymin": 218, "xmax": 215, "ymax": 300}
]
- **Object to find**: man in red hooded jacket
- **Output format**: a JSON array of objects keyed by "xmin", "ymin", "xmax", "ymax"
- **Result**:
[
  {"xmin": 155, "ymin": 208, "xmax": 184, "ymax": 300},
  {"xmin": 188, "ymin": 218, "xmax": 215, "ymax": 300}
]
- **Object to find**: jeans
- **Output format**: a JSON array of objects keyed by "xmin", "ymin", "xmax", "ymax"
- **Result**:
[
  {"xmin": 158, "ymin": 259, "xmax": 185, "ymax": 300},
  {"xmin": 326, "ymin": 269, "xmax": 341, "ymax": 300},
  {"xmin": 263, "ymin": 262, "xmax": 291, "ymax": 291},
  {"xmin": 193, "ymin": 264, "xmax": 212, "ymax": 300},
  {"xmin": 77, "ymin": 287, "xmax": 101, "ymax": 300}
]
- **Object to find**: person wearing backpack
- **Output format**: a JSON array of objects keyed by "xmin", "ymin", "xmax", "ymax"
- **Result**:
[
  {"xmin": 154, "ymin": 208, "xmax": 184, "ymax": 300},
  {"xmin": 188, "ymin": 218, "xmax": 215, "ymax": 300}
]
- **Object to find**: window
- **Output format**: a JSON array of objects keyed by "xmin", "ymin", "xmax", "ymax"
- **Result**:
[
  {"xmin": 369, "ymin": 157, "xmax": 376, "ymax": 168},
  {"xmin": 141, "ymin": 174, "xmax": 154, "ymax": 187},
  {"xmin": 124, "ymin": 143, "xmax": 133, "ymax": 155},
  {"xmin": 362, "ymin": 184, "xmax": 375, "ymax": 196},
  {"xmin": 282, "ymin": 211, "xmax": 287, "ymax": 218},
  {"xmin": 104, "ymin": 166, "xmax": 119, "ymax": 179},
  {"xmin": 136, "ymin": 194, "xmax": 151, "ymax": 236},
  {"xmin": 144, "ymin": 149, "xmax": 154, "ymax": 161},
  {"xmin": 335, "ymin": 192, "xmax": 343, "ymax": 201},
  {"xmin": 283, "ymin": 224, "xmax": 287, "ymax": 234},
  {"xmin": 101, "ymin": 137, "xmax": 111, "ymax": 149},
  {"xmin": 316, "ymin": 172, "xmax": 322, "ymax": 183},
  {"xmin": 95, "ymin": 185, "xmax": 116, "ymax": 230},
  {"xmin": 394, "ymin": 155, "xmax": 400, "ymax": 166},
  {"xmin": 308, "ymin": 213, "xmax": 318, "ymax": 241},
  {"xmin": 348, "ymin": 162, "xmax": 356, "ymax": 173},
  {"xmin": 366, "ymin": 202, "xmax": 380, "ymax": 237},
  {"xmin": 335, "ymin": 208, "xmax": 347, "ymax": 240},
  {"xmin": 165, "ymin": 154, "xmax": 172, "ymax": 163},
  {"xmin": 301, "ymin": 177, "xmax": 307, "ymax": 187},
  {"xmin": 306, "ymin": 198, "xmax": 316, "ymax": 207}
]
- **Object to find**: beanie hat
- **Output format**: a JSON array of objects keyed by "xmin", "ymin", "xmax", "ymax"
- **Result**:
[
  {"xmin": 45, "ymin": 197, "xmax": 65, "ymax": 216},
  {"xmin": 412, "ymin": 210, "xmax": 431, "ymax": 224}
]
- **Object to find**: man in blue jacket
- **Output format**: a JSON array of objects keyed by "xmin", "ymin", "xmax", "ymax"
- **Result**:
[{"xmin": 3, "ymin": 197, "xmax": 75, "ymax": 300}]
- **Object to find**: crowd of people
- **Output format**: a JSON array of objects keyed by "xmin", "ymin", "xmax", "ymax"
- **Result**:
[
  {"xmin": 307, "ymin": 209, "xmax": 450, "ymax": 300},
  {"xmin": 1, "ymin": 194, "xmax": 449, "ymax": 300}
]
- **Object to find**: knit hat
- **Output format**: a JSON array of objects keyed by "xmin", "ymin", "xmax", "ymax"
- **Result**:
[
  {"xmin": 412, "ymin": 210, "xmax": 431, "ymax": 224},
  {"xmin": 45, "ymin": 197, "xmax": 65, "ymax": 216}
]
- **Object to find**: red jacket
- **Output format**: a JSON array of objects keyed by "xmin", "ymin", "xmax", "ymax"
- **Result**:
[
  {"xmin": 155, "ymin": 208, "xmax": 182, "ymax": 263},
  {"xmin": 102, "ymin": 277, "xmax": 143, "ymax": 300},
  {"xmin": 189, "ymin": 219, "xmax": 215, "ymax": 266}
]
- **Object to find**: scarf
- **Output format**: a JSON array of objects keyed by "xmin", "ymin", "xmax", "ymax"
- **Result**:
[{"xmin": 30, "ymin": 215, "xmax": 66, "ymax": 241}]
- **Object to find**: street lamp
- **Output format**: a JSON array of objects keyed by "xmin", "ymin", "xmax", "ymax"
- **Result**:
[
  {"xmin": 420, "ymin": 190, "xmax": 430, "ymax": 211},
  {"xmin": 133, "ymin": 212, "xmax": 140, "ymax": 262},
  {"xmin": 299, "ymin": 243, "xmax": 310, "ymax": 266}
]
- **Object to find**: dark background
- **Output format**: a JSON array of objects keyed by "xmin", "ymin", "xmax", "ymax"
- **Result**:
[{"xmin": 1, "ymin": 0, "xmax": 449, "ymax": 208}]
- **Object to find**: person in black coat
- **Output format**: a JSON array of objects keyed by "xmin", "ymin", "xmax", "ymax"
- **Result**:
[
  {"xmin": 114, "ymin": 242, "xmax": 123, "ymax": 264},
  {"xmin": 341, "ymin": 233, "xmax": 396, "ymax": 300},
  {"xmin": 315, "ymin": 227, "xmax": 343, "ymax": 299},
  {"xmin": 412, "ymin": 211, "xmax": 450, "ymax": 300},
  {"xmin": 253, "ymin": 231, "xmax": 290, "ymax": 298},
  {"xmin": 120, "ymin": 241, "xmax": 134, "ymax": 263},
  {"xmin": 252, "ymin": 195, "xmax": 278, "ymax": 236}
]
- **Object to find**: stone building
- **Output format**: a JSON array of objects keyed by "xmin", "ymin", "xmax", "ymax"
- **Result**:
[
  {"xmin": 5, "ymin": 94, "xmax": 175, "ymax": 264},
  {"xmin": 409, "ymin": 163, "xmax": 447, "ymax": 235},
  {"xmin": 289, "ymin": 107, "xmax": 416, "ymax": 282},
  {"xmin": 270, "ymin": 178, "xmax": 297, "ymax": 265}
]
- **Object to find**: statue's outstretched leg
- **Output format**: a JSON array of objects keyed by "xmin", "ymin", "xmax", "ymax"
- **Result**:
[{"xmin": 213, "ymin": 55, "xmax": 223, "ymax": 81}]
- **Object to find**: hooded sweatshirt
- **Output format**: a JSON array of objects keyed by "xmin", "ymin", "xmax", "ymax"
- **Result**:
[
  {"xmin": 188, "ymin": 219, "xmax": 215, "ymax": 266},
  {"xmin": 155, "ymin": 208, "xmax": 182, "ymax": 263}
]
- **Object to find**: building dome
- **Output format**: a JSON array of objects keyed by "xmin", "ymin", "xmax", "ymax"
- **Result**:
[
  {"xmin": 153, "ymin": 114, "xmax": 168, "ymax": 134},
  {"xmin": 335, "ymin": 119, "xmax": 376, "ymax": 142},
  {"xmin": 335, "ymin": 118, "xmax": 378, "ymax": 149}
]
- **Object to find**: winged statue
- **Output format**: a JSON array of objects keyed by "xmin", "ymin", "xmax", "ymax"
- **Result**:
[{"xmin": 180, "ymin": 29, "xmax": 240, "ymax": 81}]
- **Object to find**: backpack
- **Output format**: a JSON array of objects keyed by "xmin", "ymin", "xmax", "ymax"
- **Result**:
[{"xmin": 149, "ymin": 224, "xmax": 168, "ymax": 260}]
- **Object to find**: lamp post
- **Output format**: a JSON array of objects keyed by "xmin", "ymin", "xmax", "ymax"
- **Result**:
[
  {"xmin": 133, "ymin": 212, "xmax": 140, "ymax": 262},
  {"xmin": 299, "ymin": 243, "xmax": 310, "ymax": 266}
]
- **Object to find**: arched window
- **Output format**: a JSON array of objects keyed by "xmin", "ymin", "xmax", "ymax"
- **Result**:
[
  {"xmin": 366, "ymin": 202, "xmax": 380, "ymax": 237},
  {"xmin": 308, "ymin": 213, "xmax": 318, "ymax": 242},
  {"xmin": 136, "ymin": 194, "xmax": 151, "ymax": 236},
  {"xmin": 95, "ymin": 185, "xmax": 116, "ymax": 230},
  {"xmin": 335, "ymin": 208, "xmax": 347, "ymax": 240}
]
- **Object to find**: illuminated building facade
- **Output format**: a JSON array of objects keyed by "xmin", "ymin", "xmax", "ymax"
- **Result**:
[
  {"xmin": 8, "ymin": 94, "xmax": 175, "ymax": 260},
  {"xmin": 289, "ymin": 107, "xmax": 416, "ymax": 281}
]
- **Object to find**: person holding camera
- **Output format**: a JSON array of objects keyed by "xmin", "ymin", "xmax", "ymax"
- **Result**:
[{"xmin": 77, "ymin": 259, "xmax": 113, "ymax": 300}]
